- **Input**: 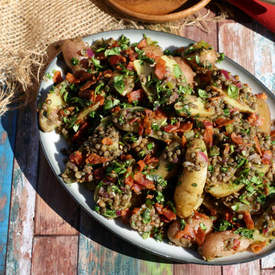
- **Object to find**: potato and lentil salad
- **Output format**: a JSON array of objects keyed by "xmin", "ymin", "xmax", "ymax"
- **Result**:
[{"xmin": 39, "ymin": 34, "xmax": 275, "ymax": 261}]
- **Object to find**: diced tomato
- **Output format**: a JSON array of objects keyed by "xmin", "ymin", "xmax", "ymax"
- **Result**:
[
  {"xmin": 69, "ymin": 151, "xmax": 83, "ymax": 165},
  {"xmin": 231, "ymin": 132, "xmax": 243, "ymax": 145},
  {"xmin": 243, "ymin": 211, "xmax": 254, "ymax": 229},
  {"xmin": 250, "ymin": 241, "xmax": 266, "ymax": 253},
  {"xmin": 53, "ymin": 71, "xmax": 63, "ymax": 84},
  {"xmin": 85, "ymin": 153, "xmax": 109, "ymax": 164},
  {"xmin": 137, "ymin": 39, "xmax": 147, "ymax": 49},
  {"xmin": 127, "ymin": 89, "xmax": 143, "ymax": 103},
  {"xmin": 66, "ymin": 72, "xmax": 79, "ymax": 83},
  {"xmin": 254, "ymin": 136, "xmax": 262, "ymax": 156},
  {"xmin": 215, "ymin": 118, "xmax": 234, "ymax": 127},
  {"xmin": 256, "ymin": 93, "xmax": 267, "ymax": 100},
  {"xmin": 195, "ymin": 227, "xmax": 206, "ymax": 246},
  {"xmin": 102, "ymin": 137, "xmax": 113, "ymax": 145},
  {"xmin": 161, "ymin": 208, "xmax": 176, "ymax": 222},
  {"xmin": 137, "ymin": 160, "xmax": 146, "ymax": 172},
  {"xmin": 182, "ymin": 135, "xmax": 187, "ymax": 147},
  {"xmin": 154, "ymin": 58, "xmax": 166, "ymax": 80},
  {"xmin": 262, "ymin": 150, "xmax": 272, "ymax": 164}
]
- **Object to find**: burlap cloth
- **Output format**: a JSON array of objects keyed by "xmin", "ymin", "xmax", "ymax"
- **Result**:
[{"xmin": 0, "ymin": 0, "xmax": 227, "ymax": 115}]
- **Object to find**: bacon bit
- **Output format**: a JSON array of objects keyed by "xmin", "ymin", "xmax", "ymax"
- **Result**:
[
  {"xmin": 127, "ymin": 89, "xmax": 143, "ymax": 103},
  {"xmin": 138, "ymin": 123, "xmax": 144, "ymax": 136},
  {"xmin": 120, "ymin": 208, "xmax": 131, "ymax": 224},
  {"xmin": 231, "ymin": 132, "xmax": 244, "ymax": 145},
  {"xmin": 53, "ymin": 71, "xmax": 63, "ymax": 84},
  {"xmin": 85, "ymin": 153, "xmax": 109, "ymax": 165},
  {"xmin": 133, "ymin": 172, "xmax": 155, "ymax": 190},
  {"xmin": 125, "ymin": 175, "xmax": 134, "ymax": 187},
  {"xmin": 69, "ymin": 151, "xmax": 83, "ymax": 165},
  {"xmin": 243, "ymin": 211, "xmax": 254, "ymax": 229},
  {"xmin": 250, "ymin": 241, "xmax": 266, "ymax": 253},
  {"xmin": 137, "ymin": 160, "xmax": 146, "ymax": 172},
  {"xmin": 109, "ymin": 55, "xmax": 126, "ymax": 66},
  {"xmin": 164, "ymin": 122, "xmax": 180, "ymax": 133},
  {"xmin": 152, "ymin": 109, "xmax": 167, "ymax": 119},
  {"xmin": 95, "ymin": 94, "xmax": 105, "ymax": 106},
  {"xmin": 203, "ymin": 121, "xmax": 213, "ymax": 147},
  {"xmin": 182, "ymin": 135, "xmax": 187, "ymax": 147},
  {"xmin": 121, "ymin": 154, "xmax": 134, "ymax": 161},
  {"xmin": 224, "ymin": 143, "xmax": 230, "ymax": 154},
  {"xmin": 144, "ymin": 155, "xmax": 159, "ymax": 165},
  {"xmin": 112, "ymin": 106, "xmax": 121, "ymax": 113},
  {"xmin": 175, "ymin": 224, "xmax": 193, "ymax": 240},
  {"xmin": 66, "ymin": 72, "xmax": 79, "ymax": 83},
  {"xmin": 178, "ymin": 121, "xmax": 193, "ymax": 132},
  {"xmin": 155, "ymin": 203, "xmax": 163, "ymax": 214},
  {"xmin": 102, "ymin": 137, "xmax": 113, "ymax": 145},
  {"xmin": 137, "ymin": 39, "xmax": 147, "ymax": 49},
  {"xmin": 193, "ymin": 211, "xmax": 209, "ymax": 220},
  {"xmin": 79, "ymin": 80, "xmax": 97, "ymax": 92},
  {"xmin": 254, "ymin": 136, "xmax": 262, "ymax": 156},
  {"xmin": 215, "ymin": 118, "xmax": 234, "ymax": 128},
  {"xmin": 146, "ymin": 194, "xmax": 154, "ymax": 199},
  {"xmin": 247, "ymin": 113, "xmax": 257, "ymax": 125},
  {"xmin": 271, "ymin": 130, "xmax": 275, "ymax": 137},
  {"xmin": 161, "ymin": 208, "xmax": 176, "ymax": 222},
  {"xmin": 132, "ymin": 208, "xmax": 140, "ymax": 215},
  {"xmin": 154, "ymin": 58, "xmax": 166, "ymax": 80},
  {"xmin": 262, "ymin": 150, "xmax": 272, "ymax": 165},
  {"xmin": 127, "ymin": 61, "xmax": 135, "ymax": 70},
  {"xmin": 195, "ymin": 227, "xmax": 206, "ymax": 246},
  {"xmin": 144, "ymin": 109, "xmax": 152, "ymax": 135},
  {"xmin": 129, "ymin": 117, "xmax": 140, "ymax": 125},
  {"xmin": 72, "ymin": 121, "xmax": 88, "ymax": 142},
  {"xmin": 256, "ymin": 93, "xmax": 267, "ymax": 100},
  {"xmin": 209, "ymin": 96, "xmax": 222, "ymax": 101},
  {"xmin": 232, "ymin": 239, "xmax": 241, "ymax": 250}
]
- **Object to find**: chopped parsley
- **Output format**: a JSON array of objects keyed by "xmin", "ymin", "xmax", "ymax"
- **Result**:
[
  {"xmin": 215, "ymin": 220, "xmax": 233, "ymax": 231},
  {"xmin": 105, "ymin": 47, "xmax": 121, "ymax": 56},
  {"xmin": 234, "ymin": 228, "xmax": 254, "ymax": 239},
  {"xmin": 91, "ymin": 57, "xmax": 103, "ymax": 69},
  {"xmin": 142, "ymin": 208, "xmax": 151, "ymax": 224},
  {"xmin": 113, "ymin": 75, "xmax": 125, "ymax": 94},
  {"xmin": 71, "ymin": 57, "xmax": 79, "ymax": 66}
]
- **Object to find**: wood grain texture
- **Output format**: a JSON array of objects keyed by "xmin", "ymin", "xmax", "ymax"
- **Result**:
[
  {"xmin": 0, "ymin": 110, "xmax": 17, "ymax": 273},
  {"xmin": 139, "ymin": 261, "xmax": 172, "ymax": 275},
  {"xmin": 31, "ymin": 236, "xmax": 78, "ymax": 275},
  {"xmin": 34, "ymin": 153, "xmax": 79, "ymax": 235},
  {"xmin": 78, "ymin": 210, "xmax": 139, "ymax": 275},
  {"xmin": 5, "ymin": 106, "xmax": 39, "ymax": 275},
  {"xmin": 223, "ymin": 261, "xmax": 260, "ymax": 275},
  {"xmin": 261, "ymin": 254, "xmax": 275, "ymax": 269},
  {"xmin": 174, "ymin": 264, "xmax": 222, "ymax": 275},
  {"xmin": 261, "ymin": 270, "xmax": 275, "ymax": 275}
]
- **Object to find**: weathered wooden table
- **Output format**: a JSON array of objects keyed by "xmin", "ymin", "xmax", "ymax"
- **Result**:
[{"xmin": 0, "ymin": 7, "xmax": 274, "ymax": 275}]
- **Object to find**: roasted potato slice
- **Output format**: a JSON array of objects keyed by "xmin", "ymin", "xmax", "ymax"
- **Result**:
[
  {"xmin": 255, "ymin": 97, "xmax": 271, "ymax": 134},
  {"xmin": 39, "ymin": 83, "xmax": 65, "ymax": 132},
  {"xmin": 174, "ymin": 138, "xmax": 208, "ymax": 218}
]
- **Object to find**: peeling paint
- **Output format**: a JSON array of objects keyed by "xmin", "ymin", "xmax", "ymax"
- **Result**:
[{"xmin": 0, "ymin": 132, "xmax": 7, "ymax": 144}]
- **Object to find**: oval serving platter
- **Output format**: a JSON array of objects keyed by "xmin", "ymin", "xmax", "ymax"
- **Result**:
[{"xmin": 38, "ymin": 29, "xmax": 275, "ymax": 265}]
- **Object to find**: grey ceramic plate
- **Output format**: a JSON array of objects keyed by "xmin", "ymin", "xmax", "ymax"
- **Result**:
[{"xmin": 38, "ymin": 29, "xmax": 275, "ymax": 265}]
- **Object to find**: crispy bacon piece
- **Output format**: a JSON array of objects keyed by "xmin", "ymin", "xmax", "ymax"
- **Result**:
[
  {"xmin": 231, "ymin": 132, "xmax": 244, "ymax": 145},
  {"xmin": 182, "ymin": 135, "xmax": 187, "ymax": 147},
  {"xmin": 144, "ymin": 109, "xmax": 152, "ymax": 135},
  {"xmin": 137, "ymin": 39, "xmax": 147, "ymax": 49},
  {"xmin": 161, "ymin": 208, "xmax": 177, "ymax": 222},
  {"xmin": 262, "ymin": 150, "xmax": 272, "ymax": 164},
  {"xmin": 164, "ymin": 122, "xmax": 180, "ymax": 133},
  {"xmin": 203, "ymin": 121, "xmax": 213, "ymax": 147},
  {"xmin": 174, "ymin": 224, "xmax": 194, "ymax": 240},
  {"xmin": 72, "ymin": 121, "xmax": 88, "ymax": 142},
  {"xmin": 256, "ymin": 93, "xmax": 267, "ymax": 100},
  {"xmin": 69, "ymin": 151, "xmax": 83, "ymax": 165},
  {"xmin": 109, "ymin": 55, "xmax": 126, "ymax": 65},
  {"xmin": 127, "ymin": 89, "xmax": 143, "ymax": 103},
  {"xmin": 195, "ymin": 227, "xmax": 206, "ymax": 246},
  {"xmin": 85, "ymin": 153, "xmax": 109, "ymax": 165},
  {"xmin": 133, "ymin": 172, "xmax": 155, "ymax": 190},
  {"xmin": 254, "ymin": 136, "xmax": 262, "ymax": 156},
  {"xmin": 154, "ymin": 58, "xmax": 166, "ymax": 80},
  {"xmin": 144, "ymin": 154, "xmax": 159, "ymax": 165},
  {"xmin": 53, "ymin": 71, "xmax": 63, "ymax": 84},
  {"xmin": 215, "ymin": 118, "xmax": 234, "ymax": 128},
  {"xmin": 137, "ymin": 160, "xmax": 146, "ymax": 172},
  {"xmin": 66, "ymin": 72, "xmax": 79, "ymax": 84},
  {"xmin": 243, "ymin": 211, "xmax": 254, "ymax": 229}
]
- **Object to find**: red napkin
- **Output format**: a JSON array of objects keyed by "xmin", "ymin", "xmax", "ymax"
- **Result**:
[{"xmin": 227, "ymin": 0, "xmax": 275, "ymax": 33}]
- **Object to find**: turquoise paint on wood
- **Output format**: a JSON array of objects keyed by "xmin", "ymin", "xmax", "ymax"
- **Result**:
[{"xmin": 0, "ymin": 111, "xmax": 17, "ymax": 273}]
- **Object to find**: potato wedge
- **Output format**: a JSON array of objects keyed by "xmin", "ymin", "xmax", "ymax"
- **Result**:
[
  {"xmin": 206, "ymin": 181, "xmax": 244, "ymax": 199},
  {"xmin": 174, "ymin": 95, "xmax": 215, "ymax": 118},
  {"xmin": 61, "ymin": 38, "xmax": 86, "ymax": 73},
  {"xmin": 255, "ymin": 97, "xmax": 271, "ymax": 134},
  {"xmin": 211, "ymin": 86, "xmax": 254, "ymax": 113},
  {"xmin": 174, "ymin": 139, "xmax": 208, "ymax": 218},
  {"xmin": 39, "ymin": 84, "xmax": 65, "ymax": 132}
]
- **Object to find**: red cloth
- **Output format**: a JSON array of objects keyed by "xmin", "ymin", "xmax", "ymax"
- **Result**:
[{"xmin": 227, "ymin": 0, "xmax": 275, "ymax": 33}]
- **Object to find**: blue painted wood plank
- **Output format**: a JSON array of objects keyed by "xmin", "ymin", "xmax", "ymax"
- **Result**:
[{"xmin": 0, "ymin": 110, "xmax": 17, "ymax": 273}]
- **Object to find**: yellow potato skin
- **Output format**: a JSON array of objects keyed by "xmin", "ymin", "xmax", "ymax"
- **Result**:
[
  {"xmin": 256, "ymin": 97, "xmax": 271, "ymax": 135},
  {"xmin": 174, "ymin": 139, "xmax": 208, "ymax": 218}
]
